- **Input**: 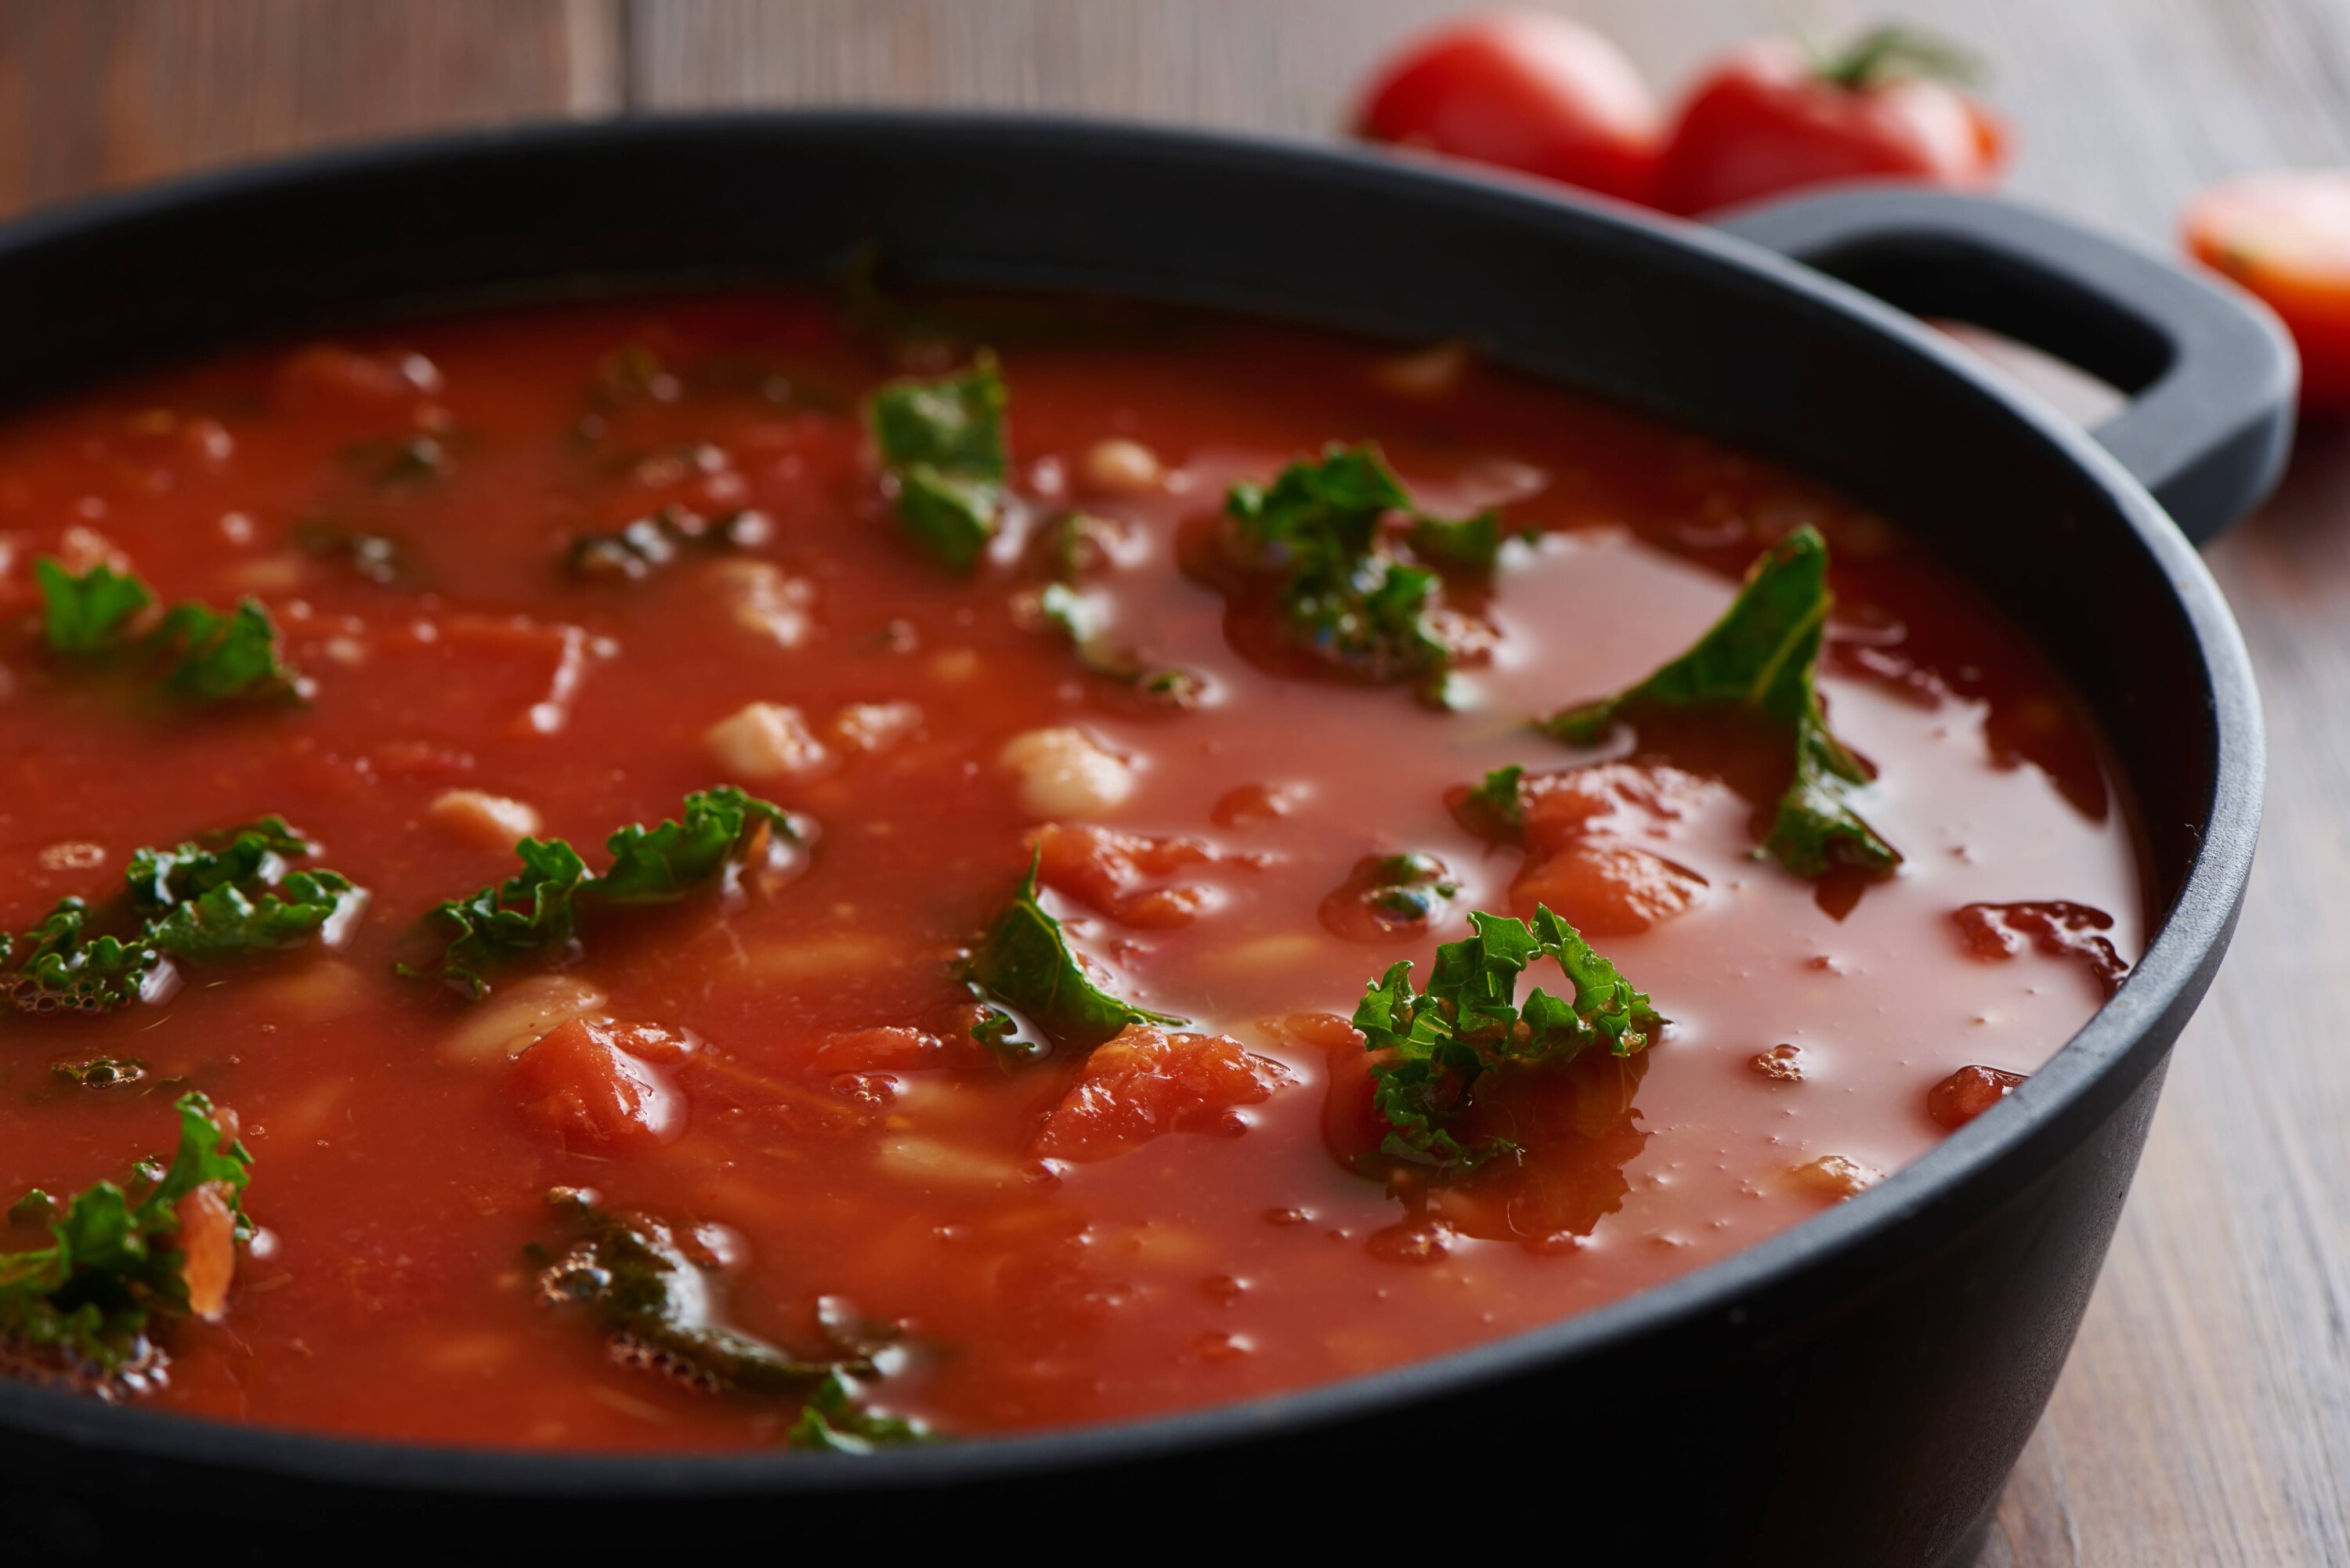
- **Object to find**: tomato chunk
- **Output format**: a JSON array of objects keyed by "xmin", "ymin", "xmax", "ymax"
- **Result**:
[
  {"xmin": 1502, "ymin": 764, "xmax": 1716, "ymax": 934},
  {"xmin": 1926, "ymin": 1064, "xmax": 2026, "ymax": 1130},
  {"xmin": 1952, "ymin": 901, "xmax": 2128, "ymax": 998},
  {"xmin": 508, "ymin": 1017, "xmax": 697, "ymax": 1154},
  {"xmin": 1032, "ymin": 1024, "xmax": 1291, "ymax": 1162},
  {"xmin": 1029, "ymin": 822, "xmax": 1224, "ymax": 930},
  {"xmin": 174, "ymin": 1180, "xmax": 240, "ymax": 1321}
]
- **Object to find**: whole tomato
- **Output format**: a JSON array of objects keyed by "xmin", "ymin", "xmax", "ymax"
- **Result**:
[
  {"xmin": 1352, "ymin": 10, "xmax": 1662, "ymax": 206},
  {"xmin": 2185, "ymin": 172, "xmax": 2350, "ymax": 408},
  {"xmin": 1656, "ymin": 27, "xmax": 2006, "ymax": 216}
]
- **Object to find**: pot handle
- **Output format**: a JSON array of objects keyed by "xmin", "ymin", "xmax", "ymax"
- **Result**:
[{"xmin": 1715, "ymin": 185, "xmax": 2296, "ymax": 544}]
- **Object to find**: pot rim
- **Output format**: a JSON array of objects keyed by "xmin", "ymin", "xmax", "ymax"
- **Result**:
[{"xmin": 0, "ymin": 110, "xmax": 2265, "ymax": 1496}]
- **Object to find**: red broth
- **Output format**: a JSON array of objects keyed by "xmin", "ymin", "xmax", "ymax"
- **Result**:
[{"xmin": 0, "ymin": 292, "xmax": 2142, "ymax": 1448}]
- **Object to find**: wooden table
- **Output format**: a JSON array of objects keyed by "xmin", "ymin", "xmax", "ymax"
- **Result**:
[{"xmin": 2, "ymin": 3, "xmax": 2342, "ymax": 1562}]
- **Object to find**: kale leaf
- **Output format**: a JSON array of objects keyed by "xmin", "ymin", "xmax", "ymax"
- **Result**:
[
  {"xmin": 35, "ymin": 559, "xmax": 151, "ymax": 654},
  {"xmin": 2, "ymin": 819, "xmax": 360, "ymax": 1016},
  {"xmin": 1037, "ymin": 583, "xmax": 1205, "ymax": 710},
  {"xmin": 1408, "ymin": 511, "xmax": 1513, "ymax": 573},
  {"xmin": 154, "ymin": 601, "xmax": 301, "ymax": 702},
  {"xmin": 1222, "ymin": 444, "xmax": 1499, "ymax": 695},
  {"xmin": 406, "ymin": 787, "xmax": 800, "ymax": 999},
  {"xmin": 789, "ymin": 1368, "xmax": 932, "ymax": 1452},
  {"xmin": 534, "ymin": 1193, "xmax": 844, "ymax": 1396},
  {"xmin": 1352, "ymin": 907, "xmax": 1661, "ymax": 1171},
  {"xmin": 128, "ymin": 816, "xmax": 364, "ymax": 960},
  {"xmin": 0, "ymin": 1092, "xmax": 251, "ymax": 1383},
  {"xmin": 533, "ymin": 1192, "xmax": 930, "ymax": 1447},
  {"xmin": 32, "ymin": 558, "xmax": 300, "ymax": 705},
  {"xmin": 1459, "ymin": 764, "xmax": 1527, "ymax": 836},
  {"xmin": 0, "ymin": 901, "xmax": 162, "ymax": 1015},
  {"xmin": 565, "ymin": 504, "xmax": 769, "ymax": 583},
  {"xmin": 867, "ymin": 353, "xmax": 1009, "ymax": 574},
  {"xmin": 966, "ymin": 853, "xmax": 1185, "ymax": 1056},
  {"xmin": 598, "ymin": 786, "xmax": 797, "ymax": 905},
  {"xmin": 1355, "ymin": 852, "xmax": 1461, "ymax": 926},
  {"xmin": 1535, "ymin": 526, "xmax": 1899, "ymax": 878},
  {"xmin": 410, "ymin": 839, "xmax": 589, "ymax": 1001}
]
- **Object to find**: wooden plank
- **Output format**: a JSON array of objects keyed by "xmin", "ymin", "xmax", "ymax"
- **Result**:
[{"xmin": 0, "ymin": 0, "xmax": 621, "ymax": 219}]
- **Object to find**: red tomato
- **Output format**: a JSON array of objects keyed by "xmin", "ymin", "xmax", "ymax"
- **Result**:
[
  {"xmin": 1656, "ymin": 30, "xmax": 2005, "ymax": 216},
  {"xmin": 2186, "ymin": 172, "xmax": 2350, "ymax": 408},
  {"xmin": 1351, "ymin": 10, "xmax": 1662, "ymax": 205}
]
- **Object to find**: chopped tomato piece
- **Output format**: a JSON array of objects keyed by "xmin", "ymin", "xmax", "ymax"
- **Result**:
[
  {"xmin": 1926, "ymin": 1064, "xmax": 2026, "ymax": 1130},
  {"xmin": 1497, "ymin": 764, "xmax": 1716, "ymax": 934},
  {"xmin": 1029, "ymin": 822, "xmax": 1223, "ymax": 930},
  {"xmin": 1253, "ymin": 1011, "xmax": 1386, "ymax": 1169},
  {"xmin": 812, "ymin": 1025, "xmax": 948, "ymax": 1074},
  {"xmin": 1510, "ymin": 840, "xmax": 1707, "ymax": 935},
  {"xmin": 1789, "ymin": 1153, "xmax": 1881, "ymax": 1200},
  {"xmin": 508, "ymin": 1017, "xmax": 696, "ymax": 1154},
  {"xmin": 1952, "ymin": 901, "xmax": 2128, "ymax": 998},
  {"xmin": 174, "ymin": 1180, "xmax": 240, "ymax": 1321},
  {"xmin": 1032, "ymin": 1024, "xmax": 1291, "ymax": 1162}
]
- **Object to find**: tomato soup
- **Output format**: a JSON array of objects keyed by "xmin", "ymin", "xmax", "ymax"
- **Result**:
[{"xmin": 0, "ymin": 291, "xmax": 2142, "ymax": 1451}]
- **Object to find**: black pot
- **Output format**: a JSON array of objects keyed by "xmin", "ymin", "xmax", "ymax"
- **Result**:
[{"xmin": 0, "ymin": 117, "xmax": 2285, "ymax": 1565}]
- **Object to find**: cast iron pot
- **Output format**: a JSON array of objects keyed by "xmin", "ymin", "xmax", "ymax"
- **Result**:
[{"xmin": 0, "ymin": 116, "xmax": 2287, "ymax": 1565}]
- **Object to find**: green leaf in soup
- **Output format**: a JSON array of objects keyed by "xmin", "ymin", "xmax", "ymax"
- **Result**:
[
  {"xmin": 789, "ymin": 1368, "xmax": 934, "ymax": 1453},
  {"xmin": 154, "ymin": 599, "xmax": 302, "ymax": 703},
  {"xmin": 403, "ymin": 788, "xmax": 797, "ymax": 999},
  {"xmin": 34, "ymin": 559, "xmax": 152, "ymax": 654},
  {"xmin": 1407, "ymin": 511, "xmax": 1512, "ymax": 573},
  {"xmin": 1350, "ymin": 907, "xmax": 1661, "ymax": 1172},
  {"xmin": 127, "ymin": 817, "xmax": 363, "ymax": 961},
  {"xmin": 31, "ymin": 558, "xmax": 302, "ymax": 706},
  {"xmin": 406, "ymin": 836, "xmax": 591, "ymax": 1000},
  {"xmin": 5, "ymin": 818, "xmax": 363, "ymax": 1015},
  {"xmin": 1536, "ymin": 526, "xmax": 1898, "ymax": 878},
  {"xmin": 966, "ymin": 853, "xmax": 1185, "ymax": 1053},
  {"xmin": 0, "ymin": 1091, "xmax": 251, "ymax": 1384},
  {"xmin": 1459, "ymin": 764, "xmax": 1526, "ymax": 836},
  {"xmin": 892, "ymin": 467, "xmax": 1002, "ymax": 574},
  {"xmin": 1037, "ymin": 582, "xmax": 1206, "ymax": 710},
  {"xmin": 1222, "ymin": 443, "xmax": 1491, "ymax": 691},
  {"xmin": 533, "ymin": 1193, "xmax": 845, "ymax": 1397},
  {"xmin": 867, "ymin": 352, "xmax": 1010, "ymax": 573},
  {"xmin": 0, "ymin": 901, "xmax": 162, "ymax": 1015},
  {"xmin": 597, "ymin": 786, "xmax": 798, "ymax": 905}
]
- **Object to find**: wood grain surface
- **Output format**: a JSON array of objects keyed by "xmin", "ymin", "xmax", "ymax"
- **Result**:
[{"xmin": 1, "ymin": 2, "xmax": 2344, "ymax": 1562}]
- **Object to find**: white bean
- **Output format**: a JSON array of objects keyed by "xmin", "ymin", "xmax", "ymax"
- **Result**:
[
  {"xmin": 1079, "ymin": 438, "xmax": 1163, "ymax": 497},
  {"xmin": 428, "ymin": 789, "xmax": 542, "ymax": 850},
  {"xmin": 1000, "ymin": 726, "xmax": 1134, "ymax": 818},
  {"xmin": 707, "ymin": 700, "xmax": 831, "ymax": 782},
  {"xmin": 439, "ymin": 974, "xmax": 607, "ymax": 1068}
]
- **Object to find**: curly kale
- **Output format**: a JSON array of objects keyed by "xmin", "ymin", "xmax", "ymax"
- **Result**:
[
  {"xmin": 404, "ymin": 786, "xmax": 801, "ymax": 999},
  {"xmin": 0, "ymin": 1093, "xmax": 251, "ymax": 1389},
  {"xmin": 1352, "ymin": 908, "xmax": 1661, "ymax": 1171}
]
